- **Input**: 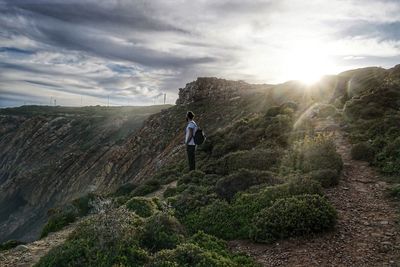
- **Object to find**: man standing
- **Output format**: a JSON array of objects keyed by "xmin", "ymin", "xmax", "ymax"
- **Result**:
[{"xmin": 185, "ymin": 111, "xmax": 197, "ymax": 170}]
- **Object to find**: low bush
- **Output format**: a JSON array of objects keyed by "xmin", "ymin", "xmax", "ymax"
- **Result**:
[
  {"xmin": 307, "ymin": 168, "xmax": 340, "ymax": 187},
  {"xmin": 72, "ymin": 193, "xmax": 96, "ymax": 216},
  {"xmin": 230, "ymin": 177, "xmax": 322, "ymax": 238},
  {"xmin": 281, "ymin": 134, "xmax": 343, "ymax": 175},
  {"xmin": 170, "ymin": 185, "xmax": 218, "ymax": 219},
  {"xmin": 351, "ymin": 142, "xmax": 374, "ymax": 162},
  {"xmin": 209, "ymin": 149, "xmax": 280, "ymax": 175},
  {"xmin": 148, "ymin": 242, "xmax": 258, "ymax": 267},
  {"xmin": 36, "ymin": 208, "xmax": 148, "ymax": 267},
  {"xmin": 139, "ymin": 213, "xmax": 186, "ymax": 252},
  {"xmin": 177, "ymin": 170, "xmax": 206, "ymax": 186},
  {"xmin": 148, "ymin": 243, "xmax": 231, "ymax": 267},
  {"xmin": 215, "ymin": 169, "xmax": 283, "ymax": 201},
  {"xmin": 40, "ymin": 206, "xmax": 78, "ymax": 238},
  {"xmin": 317, "ymin": 104, "xmax": 337, "ymax": 118},
  {"xmin": 163, "ymin": 187, "xmax": 178, "ymax": 198},
  {"xmin": 183, "ymin": 177, "xmax": 322, "ymax": 240},
  {"xmin": 126, "ymin": 197, "xmax": 158, "ymax": 218},
  {"xmin": 250, "ymin": 194, "xmax": 337, "ymax": 243},
  {"xmin": 389, "ymin": 184, "xmax": 400, "ymax": 199},
  {"xmin": 188, "ymin": 231, "xmax": 257, "ymax": 267},
  {"xmin": 184, "ymin": 200, "xmax": 237, "ymax": 239},
  {"xmin": 0, "ymin": 240, "xmax": 25, "ymax": 251},
  {"xmin": 376, "ymin": 136, "xmax": 400, "ymax": 175},
  {"xmin": 112, "ymin": 195, "xmax": 130, "ymax": 207},
  {"xmin": 131, "ymin": 179, "xmax": 161, "ymax": 196}
]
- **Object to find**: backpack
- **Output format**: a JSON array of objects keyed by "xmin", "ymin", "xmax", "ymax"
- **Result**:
[{"xmin": 193, "ymin": 127, "xmax": 206, "ymax": 145}]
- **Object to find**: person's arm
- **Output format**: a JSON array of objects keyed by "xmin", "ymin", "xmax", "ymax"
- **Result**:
[{"xmin": 186, "ymin": 127, "xmax": 194, "ymax": 144}]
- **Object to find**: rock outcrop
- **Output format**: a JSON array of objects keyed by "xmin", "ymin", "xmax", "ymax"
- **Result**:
[{"xmin": 176, "ymin": 77, "xmax": 252, "ymax": 105}]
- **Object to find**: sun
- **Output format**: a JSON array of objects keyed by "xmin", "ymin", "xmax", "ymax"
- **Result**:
[{"xmin": 282, "ymin": 41, "xmax": 337, "ymax": 85}]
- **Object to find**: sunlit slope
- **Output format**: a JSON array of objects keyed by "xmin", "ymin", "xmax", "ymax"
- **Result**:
[{"xmin": 0, "ymin": 105, "xmax": 170, "ymax": 242}]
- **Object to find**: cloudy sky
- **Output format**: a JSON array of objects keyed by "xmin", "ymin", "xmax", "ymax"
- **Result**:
[{"xmin": 1, "ymin": 0, "xmax": 400, "ymax": 107}]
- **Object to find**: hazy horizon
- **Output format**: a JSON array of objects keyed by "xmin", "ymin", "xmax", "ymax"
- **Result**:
[{"xmin": 1, "ymin": 0, "xmax": 400, "ymax": 107}]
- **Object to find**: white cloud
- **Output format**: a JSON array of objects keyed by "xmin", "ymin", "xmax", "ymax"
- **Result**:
[{"xmin": 1, "ymin": 0, "xmax": 400, "ymax": 106}]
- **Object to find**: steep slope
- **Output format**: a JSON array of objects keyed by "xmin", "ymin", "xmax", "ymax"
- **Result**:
[
  {"xmin": 0, "ymin": 105, "xmax": 170, "ymax": 242},
  {"xmin": 0, "ymin": 76, "xmax": 338, "ymax": 243}
]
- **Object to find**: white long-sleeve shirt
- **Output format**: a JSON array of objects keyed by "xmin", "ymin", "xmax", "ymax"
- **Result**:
[{"xmin": 185, "ymin": 120, "xmax": 197, "ymax": 145}]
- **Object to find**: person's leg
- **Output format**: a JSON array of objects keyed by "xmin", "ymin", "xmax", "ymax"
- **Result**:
[{"xmin": 186, "ymin": 145, "xmax": 196, "ymax": 170}]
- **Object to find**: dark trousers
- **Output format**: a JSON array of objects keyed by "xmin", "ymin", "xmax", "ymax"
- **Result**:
[{"xmin": 186, "ymin": 145, "xmax": 196, "ymax": 171}]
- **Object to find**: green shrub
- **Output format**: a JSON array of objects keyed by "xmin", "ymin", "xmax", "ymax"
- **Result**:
[
  {"xmin": 351, "ymin": 142, "xmax": 374, "ymax": 162},
  {"xmin": 40, "ymin": 206, "xmax": 78, "ymax": 238},
  {"xmin": 131, "ymin": 179, "xmax": 161, "ymax": 196},
  {"xmin": 148, "ymin": 243, "xmax": 231, "ymax": 267},
  {"xmin": 184, "ymin": 200, "xmax": 237, "ymax": 239},
  {"xmin": 36, "ymin": 208, "xmax": 148, "ymax": 267},
  {"xmin": 148, "ymin": 242, "xmax": 258, "ymax": 267},
  {"xmin": 170, "ymin": 185, "xmax": 218, "ymax": 219},
  {"xmin": 140, "ymin": 213, "xmax": 186, "ymax": 252},
  {"xmin": 0, "ymin": 240, "xmax": 25, "ymax": 251},
  {"xmin": 215, "ymin": 169, "xmax": 283, "ymax": 201},
  {"xmin": 376, "ymin": 136, "xmax": 400, "ymax": 175},
  {"xmin": 163, "ymin": 187, "xmax": 178, "ymax": 198},
  {"xmin": 281, "ymin": 134, "xmax": 343, "ymax": 175},
  {"xmin": 250, "ymin": 194, "xmax": 337, "ymax": 243},
  {"xmin": 126, "ymin": 197, "xmax": 158, "ymax": 218},
  {"xmin": 183, "ymin": 177, "xmax": 322, "ymax": 240},
  {"xmin": 188, "ymin": 231, "xmax": 227, "ymax": 254},
  {"xmin": 230, "ymin": 177, "xmax": 322, "ymax": 238},
  {"xmin": 187, "ymin": 231, "xmax": 258, "ymax": 266},
  {"xmin": 113, "ymin": 195, "xmax": 130, "ymax": 207},
  {"xmin": 209, "ymin": 149, "xmax": 280, "ymax": 175},
  {"xmin": 177, "ymin": 170, "xmax": 206, "ymax": 186},
  {"xmin": 389, "ymin": 184, "xmax": 400, "ymax": 199},
  {"xmin": 72, "ymin": 193, "xmax": 96, "ymax": 216},
  {"xmin": 307, "ymin": 168, "xmax": 340, "ymax": 187},
  {"xmin": 317, "ymin": 104, "xmax": 337, "ymax": 118}
]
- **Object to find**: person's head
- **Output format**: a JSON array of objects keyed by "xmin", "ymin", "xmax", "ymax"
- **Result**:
[{"xmin": 186, "ymin": 111, "xmax": 194, "ymax": 121}]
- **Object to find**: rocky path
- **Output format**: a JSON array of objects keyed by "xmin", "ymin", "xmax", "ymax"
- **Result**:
[
  {"xmin": 0, "ymin": 222, "xmax": 77, "ymax": 267},
  {"xmin": 229, "ymin": 119, "xmax": 400, "ymax": 266}
]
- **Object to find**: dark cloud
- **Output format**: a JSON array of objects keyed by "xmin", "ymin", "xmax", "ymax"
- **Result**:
[
  {"xmin": 0, "ymin": 0, "xmax": 399, "ymax": 107},
  {"xmin": 4, "ymin": 0, "xmax": 188, "ymax": 33},
  {"xmin": 338, "ymin": 21, "xmax": 400, "ymax": 41}
]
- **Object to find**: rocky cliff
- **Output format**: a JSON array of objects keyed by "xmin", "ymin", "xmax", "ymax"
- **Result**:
[
  {"xmin": 0, "ymin": 75, "xmax": 346, "ymax": 242},
  {"xmin": 0, "ymin": 105, "xmax": 170, "ymax": 242}
]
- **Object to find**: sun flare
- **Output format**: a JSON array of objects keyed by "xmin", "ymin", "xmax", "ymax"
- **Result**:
[{"xmin": 282, "ymin": 40, "xmax": 337, "ymax": 85}]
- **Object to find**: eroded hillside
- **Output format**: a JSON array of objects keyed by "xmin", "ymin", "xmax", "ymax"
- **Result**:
[
  {"xmin": 0, "ymin": 105, "xmax": 170, "ymax": 242},
  {"xmin": 1, "ymin": 66, "xmax": 399, "ymax": 266}
]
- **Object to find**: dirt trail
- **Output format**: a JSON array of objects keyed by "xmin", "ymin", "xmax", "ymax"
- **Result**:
[
  {"xmin": 0, "ymin": 222, "xmax": 77, "ymax": 267},
  {"xmin": 229, "ymin": 119, "xmax": 400, "ymax": 267}
]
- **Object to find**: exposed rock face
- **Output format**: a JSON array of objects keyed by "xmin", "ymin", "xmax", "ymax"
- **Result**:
[
  {"xmin": 176, "ymin": 77, "xmax": 251, "ymax": 105},
  {"xmin": 0, "ymin": 106, "xmax": 169, "ymax": 242}
]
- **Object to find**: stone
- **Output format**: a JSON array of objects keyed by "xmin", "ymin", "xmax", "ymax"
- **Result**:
[{"xmin": 14, "ymin": 245, "xmax": 29, "ymax": 252}]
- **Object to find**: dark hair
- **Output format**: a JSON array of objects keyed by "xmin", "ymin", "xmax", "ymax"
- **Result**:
[{"xmin": 187, "ymin": 111, "xmax": 194, "ymax": 120}]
